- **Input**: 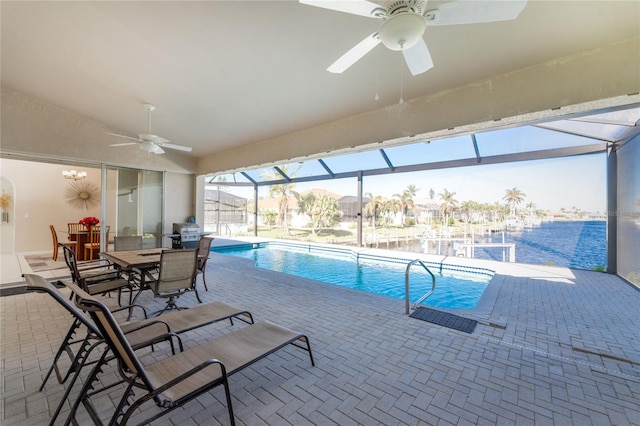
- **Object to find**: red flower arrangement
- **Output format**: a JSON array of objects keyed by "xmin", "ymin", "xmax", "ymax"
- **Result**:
[{"xmin": 79, "ymin": 216, "xmax": 100, "ymax": 229}]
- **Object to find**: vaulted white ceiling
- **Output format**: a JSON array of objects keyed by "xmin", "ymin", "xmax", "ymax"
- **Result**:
[{"xmin": 2, "ymin": 1, "xmax": 639, "ymax": 175}]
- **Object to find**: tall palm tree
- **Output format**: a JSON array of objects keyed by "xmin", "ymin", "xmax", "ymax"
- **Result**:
[
  {"xmin": 502, "ymin": 187, "xmax": 526, "ymax": 217},
  {"xmin": 364, "ymin": 192, "xmax": 383, "ymax": 231},
  {"xmin": 262, "ymin": 165, "xmax": 299, "ymax": 236},
  {"xmin": 394, "ymin": 184, "xmax": 419, "ymax": 226},
  {"xmin": 438, "ymin": 189, "xmax": 458, "ymax": 227},
  {"xmin": 381, "ymin": 198, "xmax": 400, "ymax": 227}
]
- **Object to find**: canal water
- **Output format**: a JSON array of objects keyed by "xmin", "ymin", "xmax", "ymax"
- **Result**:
[{"xmin": 421, "ymin": 221, "xmax": 607, "ymax": 270}]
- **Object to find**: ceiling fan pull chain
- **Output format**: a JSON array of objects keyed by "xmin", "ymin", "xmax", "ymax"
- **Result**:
[
  {"xmin": 399, "ymin": 51, "xmax": 404, "ymax": 104},
  {"xmin": 375, "ymin": 45, "xmax": 381, "ymax": 101}
]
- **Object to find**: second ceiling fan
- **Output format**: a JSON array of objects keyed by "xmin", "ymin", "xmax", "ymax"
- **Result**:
[
  {"xmin": 300, "ymin": 0, "xmax": 528, "ymax": 75},
  {"xmin": 107, "ymin": 104, "xmax": 192, "ymax": 155}
]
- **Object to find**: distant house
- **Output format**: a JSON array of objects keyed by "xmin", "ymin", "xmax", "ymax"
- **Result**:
[
  {"xmin": 413, "ymin": 199, "xmax": 442, "ymax": 224},
  {"xmin": 338, "ymin": 195, "xmax": 371, "ymax": 220}
]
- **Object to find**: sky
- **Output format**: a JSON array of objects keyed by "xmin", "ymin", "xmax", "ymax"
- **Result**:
[{"xmin": 213, "ymin": 124, "xmax": 610, "ymax": 213}]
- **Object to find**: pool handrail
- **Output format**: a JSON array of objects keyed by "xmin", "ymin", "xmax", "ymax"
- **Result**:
[{"xmin": 405, "ymin": 259, "xmax": 436, "ymax": 314}]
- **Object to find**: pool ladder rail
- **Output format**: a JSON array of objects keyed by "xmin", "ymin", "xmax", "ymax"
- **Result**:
[{"xmin": 405, "ymin": 259, "xmax": 436, "ymax": 315}]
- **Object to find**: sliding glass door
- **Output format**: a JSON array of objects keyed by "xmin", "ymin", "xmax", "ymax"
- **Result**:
[{"xmin": 105, "ymin": 167, "xmax": 163, "ymax": 249}]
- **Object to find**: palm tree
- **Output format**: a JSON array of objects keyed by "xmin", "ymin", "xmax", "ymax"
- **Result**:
[
  {"xmin": 394, "ymin": 184, "xmax": 419, "ymax": 226},
  {"xmin": 381, "ymin": 198, "xmax": 400, "ymax": 227},
  {"xmin": 262, "ymin": 165, "xmax": 299, "ymax": 236},
  {"xmin": 438, "ymin": 189, "xmax": 458, "ymax": 227},
  {"xmin": 364, "ymin": 192, "xmax": 383, "ymax": 231},
  {"xmin": 502, "ymin": 187, "xmax": 526, "ymax": 217}
]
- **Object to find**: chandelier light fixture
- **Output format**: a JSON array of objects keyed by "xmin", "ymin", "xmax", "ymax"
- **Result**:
[{"xmin": 62, "ymin": 170, "xmax": 87, "ymax": 181}]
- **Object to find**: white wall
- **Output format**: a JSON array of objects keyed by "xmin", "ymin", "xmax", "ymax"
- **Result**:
[{"xmin": 0, "ymin": 159, "xmax": 104, "ymax": 253}]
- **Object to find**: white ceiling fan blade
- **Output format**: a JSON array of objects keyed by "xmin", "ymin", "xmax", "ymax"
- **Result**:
[
  {"xmin": 160, "ymin": 143, "xmax": 193, "ymax": 153},
  {"xmin": 327, "ymin": 32, "xmax": 381, "ymax": 73},
  {"xmin": 105, "ymin": 132, "xmax": 142, "ymax": 142},
  {"xmin": 109, "ymin": 142, "xmax": 138, "ymax": 147},
  {"xmin": 139, "ymin": 133, "xmax": 170, "ymax": 144},
  {"xmin": 299, "ymin": 0, "xmax": 382, "ymax": 18},
  {"xmin": 426, "ymin": 0, "xmax": 527, "ymax": 26},
  {"xmin": 402, "ymin": 38, "xmax": 433, "ymax": 76}
]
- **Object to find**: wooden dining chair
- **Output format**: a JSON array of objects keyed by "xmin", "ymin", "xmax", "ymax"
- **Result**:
[
  {"xmin": 84, "ymin": 225, "xmax": 110, "ymax": 260},
  {"xmin": 50, "ymin": 225, "xmax": 76, "ymax": 261},
  {"xmin": 68, "ymin": 222, "xmax": 84, "ymax": 235}
]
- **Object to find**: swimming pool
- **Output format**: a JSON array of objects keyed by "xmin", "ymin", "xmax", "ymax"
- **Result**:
[{"xmin": 213, "ymin": 242, "xmax": 493, "ymax": 309}]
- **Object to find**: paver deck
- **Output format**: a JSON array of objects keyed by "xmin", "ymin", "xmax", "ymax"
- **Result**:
[{"xmin": 1, "ymin": 250, "xmax": 639, "ymax": 425}]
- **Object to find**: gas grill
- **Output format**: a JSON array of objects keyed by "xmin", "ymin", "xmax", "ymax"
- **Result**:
[{"xmin": 170, "ymin": 222, "xmax": 203, "ymax": 249}]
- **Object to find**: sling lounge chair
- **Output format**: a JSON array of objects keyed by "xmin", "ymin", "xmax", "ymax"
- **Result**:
[
  {"xmin": 24, "ymin": 274, "xmax": 255, "ymax": 425},
  {"xmin": 73, "ymin": 290, "xmax": 314, "ymax": 426}
]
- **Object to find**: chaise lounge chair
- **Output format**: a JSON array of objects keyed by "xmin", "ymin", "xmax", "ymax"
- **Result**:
[
  {"xmin": 24, "ymin": 274, "xmax": 255, "ymax": 424},
  {"xmin": 72, "ymin": 287, "xmax": 314, "ymax": 425}
]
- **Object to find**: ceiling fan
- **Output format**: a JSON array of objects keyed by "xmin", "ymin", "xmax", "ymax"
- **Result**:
[
  {"xmin": 106, "ymin": 104, "xmax": 192, "ymax": 155},
  {"xmin": 300, "ymin": 0, "xmax": 527, "ymax": 76}
]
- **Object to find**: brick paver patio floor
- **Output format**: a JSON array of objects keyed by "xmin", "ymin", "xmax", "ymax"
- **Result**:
[{"xmin": 2, "ymin": 251, "xmax": 639, "ymax": 425}]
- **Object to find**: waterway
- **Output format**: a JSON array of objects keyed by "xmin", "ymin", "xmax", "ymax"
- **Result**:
[{"xmin": 456, "ymin": 220, "xmax": 607, "ymax": 270}]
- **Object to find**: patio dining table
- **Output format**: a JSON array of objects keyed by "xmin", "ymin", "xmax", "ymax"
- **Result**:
[{"xmin": 100, "ymin": 248, "xmax": 166, "ymax": 317}]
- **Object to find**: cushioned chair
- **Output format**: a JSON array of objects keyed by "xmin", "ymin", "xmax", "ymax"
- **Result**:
[
  {"xmin": 72, "ymin": 288, "xmax": 314, "ymax": 426},
  {"xmin": 50, "ymin": 224, "xmax": 76, "ymax": 261},
  {"xmin": 196, "ymin": 236, "xmax": 215, "ymax": 291}
]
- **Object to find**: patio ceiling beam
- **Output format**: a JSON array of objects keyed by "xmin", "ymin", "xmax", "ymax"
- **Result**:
[
  {"xmin": 379, "ymin": 149, "xmax": 395, "ymax": 171},
  {"xmin": 471, "ymin": 134, "xmax": 481, "ymax": 163},
  {"xmin": 317, "ymin": 159, "xmax": 335, "ymax": 177},
  {"xmin": 532, "ymin": 123, "xmax": 618, "ymax": 143},
  {"xmin": 240, "ymin": 172, "xmax": 256, "ymax": 184},
  {"xmin": 220, "ymin": 143, "xmax": 606, "ymax": 188},
  {"xmin": 273, "ymin": 166, "xmax": 291, "ymax": 181}
]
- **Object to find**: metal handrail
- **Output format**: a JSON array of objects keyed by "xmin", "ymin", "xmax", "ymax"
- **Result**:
[{"xmin": 405, "ymin": 259, "xmax": 436, "ymax": 314}]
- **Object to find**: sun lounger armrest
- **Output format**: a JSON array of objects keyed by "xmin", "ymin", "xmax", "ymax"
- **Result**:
[
  {"xmin": 110, "ymin": 304, "xmax": 149, "ymax": 319},
  {"xmin": 151, "ymin": 358, "xmax": 228, "ymax": 399},
  {"xmin": 122, "ymin": 318, "xmax": 171, "ymax": 335},
  {"xmin": 130, "ymin": 331, "xmax": 184, "ymax": 355}
]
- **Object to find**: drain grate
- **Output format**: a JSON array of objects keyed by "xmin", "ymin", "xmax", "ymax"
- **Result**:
[{"xmin": 410, "ymin": 306, "xmax": 478, "ymax": 333}]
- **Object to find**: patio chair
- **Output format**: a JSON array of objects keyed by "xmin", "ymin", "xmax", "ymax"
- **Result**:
[
  {"xmin": 60, "ymin": 243, "xmax": 134, "ymax": 306},
  {"xmin": 114, "ymin": 235, "xmax": 143, "ymax": 251},
  {"xmin": 196, "ymin": 236, "xmax": 215, "ymax": 291},
  {"xmin": 141, "ymin": 248, "xmax": 201, "ymax": 314},
  {"xmin": 73, "ymin": 289, "xmax": 314, "ymax": 426},
  {"xmin": 24, "ymin": 274, "xmax": 255, "ymax": 425},
  {"xmin": 50, "ymin": 224, "xmax": 76, "ymax": 261}
]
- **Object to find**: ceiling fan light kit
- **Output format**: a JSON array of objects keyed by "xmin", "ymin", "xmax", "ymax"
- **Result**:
[{"xmin": 379, "ymin": 12, "xmax": 426, "ymax": 51}]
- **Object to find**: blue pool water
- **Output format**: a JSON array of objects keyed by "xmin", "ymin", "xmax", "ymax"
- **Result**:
[{"xmin": 213, "ymin": 243, "xmax": 492, "ymax": 309}]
